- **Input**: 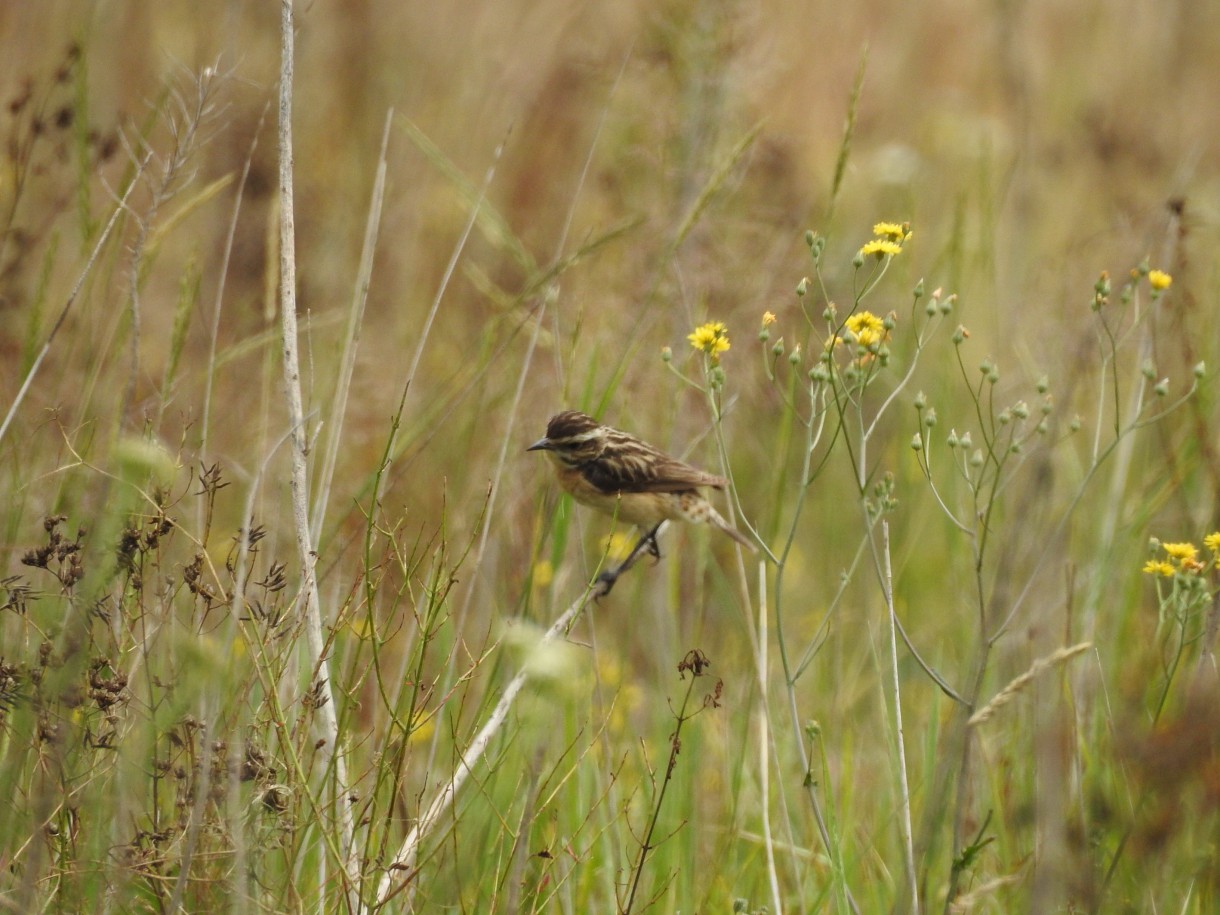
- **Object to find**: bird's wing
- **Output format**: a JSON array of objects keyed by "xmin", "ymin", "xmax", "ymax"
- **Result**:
[{"xmin": 582, "ymin": 444, "xmax": 727, "ymax": 493}]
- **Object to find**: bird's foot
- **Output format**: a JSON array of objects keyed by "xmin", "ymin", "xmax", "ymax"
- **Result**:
[
  {"xmin": 644, "ymin": 528, "xmax": 662, "ymax": 561},
  {"xmin": 594, "ymin": 568, "xmax": 619, "ymax": 597},
  {"xmin": 592, "ymin": 524, "xmax": 666, "ymax": 597}
]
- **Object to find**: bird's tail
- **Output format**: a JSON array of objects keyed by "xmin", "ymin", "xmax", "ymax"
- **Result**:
[{"xmin": 709, "ymin": 507, "xmax": 758, "ymax": 552}]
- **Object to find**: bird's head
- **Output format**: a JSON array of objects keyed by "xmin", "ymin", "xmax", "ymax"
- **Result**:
[{"xmin": 527, "ymin": 411, "xmax": 607, "ymax": 466}]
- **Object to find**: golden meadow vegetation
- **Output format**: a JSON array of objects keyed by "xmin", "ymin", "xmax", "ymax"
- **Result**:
[{"xmin": 2, "ymin": 1, "xmax": 1220, "ymax": 912}]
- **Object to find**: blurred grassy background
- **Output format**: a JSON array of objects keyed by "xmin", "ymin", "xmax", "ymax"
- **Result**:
[
  {"xmin": 3, "ymin": 0, "xmax": 1218, "ymax": 517},
  {"xmin": 2, "ymin": 0, "xmax": 1219, "ymax": 911},
  {"xmin": 3, "ymin": 0, "xmax": 1215, "ymax": 578}
]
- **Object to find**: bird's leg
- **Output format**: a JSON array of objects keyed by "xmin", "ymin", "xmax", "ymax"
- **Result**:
[
  {"xmin": 643, "ymin": 526, "xmax": 662, "ymax": 560},
  {"xmin": 595, "ymin": 523, "xmax": 666, "ymax": 597}
]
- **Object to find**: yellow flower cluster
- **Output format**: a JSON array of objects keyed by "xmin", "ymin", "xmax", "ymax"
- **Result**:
[
  {"xmin": 688, "ymin": 321, "xmax": 731, "ymax": 356},
  {"xmin": 1148, "ymin": 269, "xmax": 1173, "ymax": 291},
  {"xmin": 825, "ymin": 310, "xmax": 894, "ymax": 368},
  {"xmin": 844, "ymin": 311, "xmax": 888, "ymax": 348},
  {"xmin": 858, "ymin": 221, "xmax": 913, "ymax": 260},
  {"xmin": 1142, "ymin": 535, "xmax": 1220, "ymax": 577}
]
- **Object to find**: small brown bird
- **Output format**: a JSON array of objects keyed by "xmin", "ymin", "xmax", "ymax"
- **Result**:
[{"xmin": 528, "ymin": 411, "xmax": 756, "ymax": 551}]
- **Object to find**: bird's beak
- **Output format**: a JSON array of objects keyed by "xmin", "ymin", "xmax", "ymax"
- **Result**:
[{"xmin": 526, "ymin": 437, "xmax": 551, "ymax": 452}]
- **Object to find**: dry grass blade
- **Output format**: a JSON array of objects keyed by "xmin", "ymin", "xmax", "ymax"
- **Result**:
[{"xmin": 968, "ymin": 642, "xmax": 1093, "ymax": 728}]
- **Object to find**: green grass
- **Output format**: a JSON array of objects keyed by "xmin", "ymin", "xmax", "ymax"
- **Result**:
[{"xmin": 2, "ymin": 2, "xmax": 1220, "ymax": 913}]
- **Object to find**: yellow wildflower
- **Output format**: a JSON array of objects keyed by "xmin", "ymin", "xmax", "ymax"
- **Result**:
[
  {"xmin": 872, "ymin": 221, "xmax": 911, "ymax": 241},
  {"xmin": 688, "ymin": 321, "xmax": 731, "ymax": 356},
  {"xmin": 1204, "ymin": 532, "xmax": 1220, "ymax": 554},
  {"xmin": 843, "ymin": 311, "xmax": 888, "ymax": 348},
  {"xmin": 761, "ymin": 311, "xmax": 777, "ymax": 327},
  {"xmin": 1162, "ymin": 542, "xmax": 1198, "ymax": 563},
  {"xmin": 600, "ymin": 532, "xmax": 635, "ymax": 563},
  {"xmin": 532, "ymin": 559, "xmax": 554, "ymax": 588},
  {"xmin": 1142, "ymin": 560, "xmax": 1175, "ymax": 577},
  {"xmin": 1148, "ymin": 269, "xmax": 1172, "ymax": 291},
  {"xmin": 859, "ymin": 240, "xmax": 903, "ymax": 259},
  {"xmin": 409, "ymin": 715, "xmax": 436, "ymax": 744}
]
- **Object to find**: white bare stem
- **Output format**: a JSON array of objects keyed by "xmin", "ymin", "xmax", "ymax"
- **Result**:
[{"xmin": 277, "ymin": 0, "xmax": 356, "ymax": 902}]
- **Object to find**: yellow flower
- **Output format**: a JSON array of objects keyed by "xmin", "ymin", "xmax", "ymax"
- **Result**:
[
  {"xmin": 1142, "ymin": 560, "xmax": 1175, "ymax": 577},
  {"xmin": 600, "ymin": 532, "xmax": 635, "ymax": 563},
  {"xmin": 872, "ymin": 221, "xmax": 911, "ymax": 240},
  {"xmin": 831, "ymin": 311, "xmax": 891, "ymax": 366},
  {"xmin": 1162, "ymin": 542, "xmax": 1198, "ymax": 563},
  {"xmin": 688, "ymin": 321, "xmax": 731, "ymax": 356},
  {"xmin": 1204, "ymin": 532, "xmax": 1220, "ymax": 554},
  {"xmin": 409, "ymin": 715, "xmax": 436, "ymax": 744},
  {"xmin": 532, "ymin": 559, "xmax": 554, "ymax": 588},
  {"xmin": 761, "ymin": 311, "xmax": 777, "ymax": 327},
  {"xmin": 859, "ymin": 239, "xmax": 903, "ymax": 258},
  {"xmin": 843, "ymin": 311, "xmax": 888, "ymax": 348},
  {"xmin": 1148, "ymin": 270, "xmax": 1172, "ymax": 291}
]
